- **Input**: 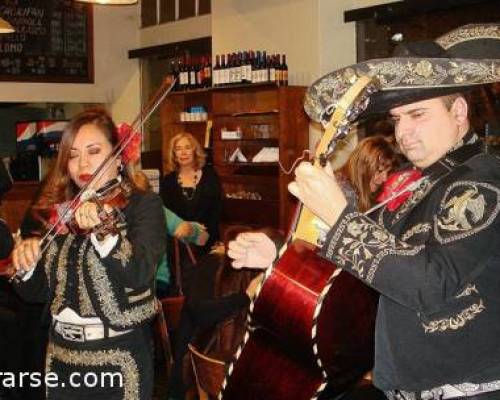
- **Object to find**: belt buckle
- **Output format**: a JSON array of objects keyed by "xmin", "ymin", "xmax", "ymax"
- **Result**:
[{"xmin": 58, "ymin": 322, "xmax": 86, "ymax": 343}]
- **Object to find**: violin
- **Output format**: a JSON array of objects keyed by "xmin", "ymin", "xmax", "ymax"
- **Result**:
[
  {"xmin": 9, "ymin": 77, "xmax": 177, "ymax": 283},
  {"xmin": 64, "ymin": 177, "xmax": 132, "ymax": 240}
]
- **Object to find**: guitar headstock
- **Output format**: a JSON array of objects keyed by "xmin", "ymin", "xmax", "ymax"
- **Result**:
[
  {"xmin": 292, "ymin": 73, "xmax": 378, "ymax": 246},
  {"xmin": 314, "ymin": 73, "xmax": 379, "ymax": 166}
]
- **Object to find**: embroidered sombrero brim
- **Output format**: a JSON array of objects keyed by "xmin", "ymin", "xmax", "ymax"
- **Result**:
[{"xmin": 305, "ymin": 24, "xmax": 500, "ymax": 125}]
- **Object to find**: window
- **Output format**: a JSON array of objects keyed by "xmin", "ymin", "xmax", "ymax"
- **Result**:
[{"xmin": 141, "ymin": 0, "xmax": 211, "ymax": 28}]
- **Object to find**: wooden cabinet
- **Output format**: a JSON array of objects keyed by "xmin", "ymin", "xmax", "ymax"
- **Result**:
[
  {"xmin": 0, "ymin": 181, "xmax": 39, "ymax": 232},
  {"xmin": 160, "ymin": 84, "xmax": 309, "ymax": 234}
]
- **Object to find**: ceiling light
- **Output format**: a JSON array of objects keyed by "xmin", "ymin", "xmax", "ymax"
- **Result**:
[{"xmin": 0, "ymin": 17, "xmax": 15, "ymax": 34}]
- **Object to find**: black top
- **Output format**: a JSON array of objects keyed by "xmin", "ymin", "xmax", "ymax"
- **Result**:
[
  {"xmin": 321, "ymin": 134, "xmax": 500, "ymax": 392},
  {"xmin": 0, "ymin": 161, "xmax": 12, "ymax": 200},
  {"xmin": 0, "ymin": 219, "xmax": 13, "ymax": 259},
  {"xmin": 14, "ymin": 191, "xmax": 166, "ymax": 330},
  {"xmin": 160, "ymin": 165, "xmax": 222, "ymax": 254}
]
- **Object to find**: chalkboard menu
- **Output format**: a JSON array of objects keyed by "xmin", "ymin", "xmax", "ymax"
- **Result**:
[{"xmin": 0, "ymin": 0, "xmax": 93, "ymax": 83}]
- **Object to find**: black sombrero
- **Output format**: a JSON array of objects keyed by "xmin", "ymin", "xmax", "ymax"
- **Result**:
[{"xmin": 304, "ymin": 23, "xmax": 500, "ymax": 126}]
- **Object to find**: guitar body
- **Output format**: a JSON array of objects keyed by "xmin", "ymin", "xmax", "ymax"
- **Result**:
[
  {"xmin": 220, "ymin": 240, "xmax": 377, "ymax": 400},
  {"xmin": 220, "ymin": 75, "xmax": 379, "ymax": 400}
]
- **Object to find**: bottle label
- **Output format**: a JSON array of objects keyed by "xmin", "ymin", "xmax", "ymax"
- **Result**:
[
  {"xmin": 245, "ymin": 65, "xmax": 252, "ymax": 82},
  {"xmin": 258, "ymin": 69, "xmax": 266, "ymax": 82},
  {"xmin": 277, "ymin": 69, "xmax": 282, "ymax": 83},
  {"xmin": 270, "ymin": 68, "xmax": 276, "ymax": 82}
]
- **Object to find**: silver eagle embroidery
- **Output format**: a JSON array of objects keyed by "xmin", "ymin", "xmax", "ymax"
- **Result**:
[{"xmin": 438, "ymin": 185, "xmax": 486, "ymax": 231}]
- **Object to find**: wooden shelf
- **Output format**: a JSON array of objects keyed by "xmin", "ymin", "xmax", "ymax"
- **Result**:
[
  {"xmin": 169, "ymin": 82, "xmax": 283, "ymax": 96},
  {"xmin": 170, "ymin": 87, "xmax": 212, "ymax": 96},
  {"xmin": 213, "ymin": 110, "xmax": 280, "ymax": 117},
  {"xmin": 218, "ymin": 139, "xmax": 279, "ymax": 144},
  {"xmin": 212, "ymin": 82, "xmax": 281, "ymax": 91},
  {"xmin": 172, "ymin": 120, "xmax": 210, "ymax": 125},
  {"xmin": 161, "ymin": 85, "xmax": 308, "ymax": 232},
  {"xmin": 221, "ymin": 162, "xmax": 279, "ymax": 167}
]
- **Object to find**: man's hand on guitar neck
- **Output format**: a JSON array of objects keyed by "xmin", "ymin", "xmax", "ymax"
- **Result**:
[
  {"xmin": 227, "ymin": 232, "xmax": 277, "ymax": 270},
  {"xmin": 288, "ymin": 161, "xmax": 348, "ymax": 228}
]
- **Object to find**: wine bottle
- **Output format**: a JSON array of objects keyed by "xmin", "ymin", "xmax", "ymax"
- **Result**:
[
  {"xmin": 269, "ymin": 55, "xmax": 276, "ymax": 83},
  {"xmin": 281, "ymin": 54, "xmax": 288, "ymax": 86},
  {"xmin": 205, "ymin": 55, "xmax": 212, "ymax": 88},
  {"xmin": 213, "ymin": 54, "xmax": 221, "ymax": 87}
]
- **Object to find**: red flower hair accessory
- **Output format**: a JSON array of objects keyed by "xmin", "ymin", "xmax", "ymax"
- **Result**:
[
  {"xmin": 117, "ymin": 123, "xmax": 141, "ymax": 164},
  {"xmin": 376, "ymin": 168, "xmax": 423, "ymax": 211}
]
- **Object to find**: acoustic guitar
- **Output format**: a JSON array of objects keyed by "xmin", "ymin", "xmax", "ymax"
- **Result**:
[{"xmin": 220, "ymin": 75, "xmax": 379, "ymax": 400}]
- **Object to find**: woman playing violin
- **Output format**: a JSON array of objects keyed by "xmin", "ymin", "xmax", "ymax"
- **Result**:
[{"xmin": 11, "ymin": 108, "xmax": 166, "ymax": 400}]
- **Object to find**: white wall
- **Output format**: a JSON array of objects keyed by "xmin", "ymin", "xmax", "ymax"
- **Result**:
[
  {"xmin": 319, "ymin": 0, "xmax": 399, "ymax": 77},
  {"xmin": 212, "ymin": 0, "xmax": 396, "ymax": 86},
  {"xmin": 139, "ymin": 14, "xmax": 211, "ymax": 47},
  {"xmin": 0, "ymin": 0, "xmax": 395, "ymax": 124},
  {"xmin": 0, "ymin": 4, "xmax": 141, "ymax": 123},
  {"xmin": 211, "ymin": 0, "xmax": 320, "ymax": 86}
]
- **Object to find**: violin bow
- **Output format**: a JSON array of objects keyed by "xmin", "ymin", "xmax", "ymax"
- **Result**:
[{"xmin": 11, "ymin": 78, "xmax": 176, "ymax": 282}]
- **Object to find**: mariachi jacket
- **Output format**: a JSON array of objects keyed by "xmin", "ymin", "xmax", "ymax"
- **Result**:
[
  {"xmin": 321, "ymin": 133, "xmax": 500, "ymax": 392},
  {"xmin": 15, "ymin": 190, "xmax": 166, "ymax": 331}
]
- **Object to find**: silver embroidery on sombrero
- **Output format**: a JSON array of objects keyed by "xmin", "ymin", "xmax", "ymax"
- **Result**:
[
  {"xmin": 436, "ymin": 24, "xmax": 500, "ymax": 50},
  {"xmin": 51, "ymin": 235, "xmax": 74, "ymax": 315},
  {"xmin": 46, "ymin": 342, "xmax": 139, "ymax": 400},
  {"xmin": 87, "ymin": 249, "xmax": 156, "ymax": 328},
  {"xmin": 304, "ymin": 58, "xmax": 500, "ymax": 124}
]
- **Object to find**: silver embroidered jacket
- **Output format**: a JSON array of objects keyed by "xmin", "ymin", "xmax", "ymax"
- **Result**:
[
  {"xmin": 15, "ymin": 191, "xmax": 166, "ymax": 331},
  {"xmin": 321, "ymin": 135, "xmax": 500, "ymax": 391}
]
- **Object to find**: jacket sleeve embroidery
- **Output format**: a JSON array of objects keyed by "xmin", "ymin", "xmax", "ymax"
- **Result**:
[{"xmin": 325, "ymin": 212, "xmax": 423, "ymax": 284}]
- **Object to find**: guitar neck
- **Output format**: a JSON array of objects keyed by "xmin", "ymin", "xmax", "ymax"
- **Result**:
[
  {"xmin": 292, "ymin": 204, "xmax": 324, "ymax": 246},
  {"xmin": 290, "ymin": 75, "xmax": 373, "ymax": 247}
]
